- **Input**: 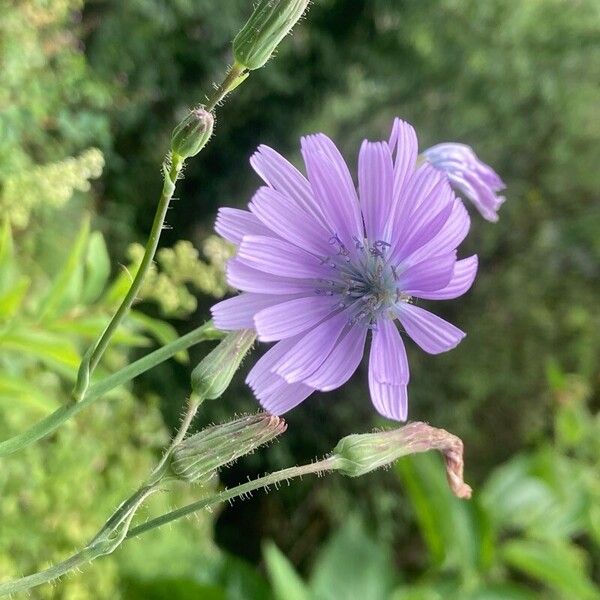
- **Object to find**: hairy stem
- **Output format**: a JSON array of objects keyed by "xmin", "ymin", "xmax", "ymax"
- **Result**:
[
  {"xmin": 0, "ymin": 321, "xmax": 223, "ymax": 457},
  {"xmin": 72, "ymin": 157, "xmax": 183, "ymax": 401},
  {"xmin": 128, "ymin": 457, "xmax": 341, "ymax": 538},
  {"xmin": 0, "ymin": 457, "xmax": 339, "ymax": 596},
  {"xmin": 205, "ymin": 62, "xmax": 247, "ymax": 112}
]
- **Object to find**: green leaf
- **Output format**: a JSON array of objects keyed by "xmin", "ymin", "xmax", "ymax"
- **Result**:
[
  {"xmin": 47, "ymin": 315, "xmax": 151, "ymax": 348},
  {"xmin": 501, "ymin": 539, "xmax": 600, "ymax": 600},
  {"xmin": 396, "ymin": 453, "xmax": 489, "ymax": 577},
  {"xmin": 391, "ymin": 580, "xmax": 460, "ymax": 600},
  {"xmin": 465, "ymin": 583, "xmax": 538, "ymax": 600},
  {"xmin": 0, "ymin": 373, "xmax": 59, "ymax": 412},
  {"xmin": 0, "ymin": 327, "xmax": 80, "ymax": 376},
  {"xmin": 0, "ymin": 219, "xmax": 16, "ymax": 294},
  {"xmin": 82, "ymin": 230, "xmax": 111, "ymax": 304},
  {"xmin": 263, "ymin": 541, "xmax": 310, "ymax": 600},
  {"xmin": 203, "ymin": 553, "xmax": 272, "ymax": 600},
  {"xmin": 480, "ymin": 455, "xmax": 555, "ymax": 530},
  {"xmin": 122, "ymin": 577, "xmax": 226, "ymax": 600},
  {"xmin": 129, "ymin": 310, "xmax": 188, "ymax": 362},
  {"xmin": 0, "ymin": 276, "xmax": 30, "ymax": 320},
  {"xmin": 38, "ymin": 215, "xmax": 90, "ymax": 319},
  {"xmin": 310, "ymin": 518, "xmax": 396, "ymax": 600}
]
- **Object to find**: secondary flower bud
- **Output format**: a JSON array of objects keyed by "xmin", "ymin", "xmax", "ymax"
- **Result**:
[
  {"xmin": 332, "ymin": 422, "xmax": 472, "ymax": 499},
  {"xmin": 172, "ymin": 413, "xmax": 287, "ymax": 483},
  {"xmin": 233, "ymin": 0, "xmax": 310, "ymax": 70},
  {"xmin": 191, "ymin": 329, "xmax": 256, "ymax": 400},
  {"xmin": 171, "ymin": 108, "xmax": 214, "ymax": 160}
]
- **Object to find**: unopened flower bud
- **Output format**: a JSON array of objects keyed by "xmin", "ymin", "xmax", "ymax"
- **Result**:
[
  {"xmin": 332, "ymin": 422, "xmax": 472, "ymax": 499},
  {"xmin": 191, "ymin": 329, "xmax": 256, "ymax": 400},
  {"xmin": 171, "ymin": 108, "xmax": 214, "ymax": 160},
  {"xmin": 233, "ymin": 0, "xmax": 310, "ymax": 70},
  {"xmin": 172, "ymin": 413, "xmax": 287, "ymax": 483}
]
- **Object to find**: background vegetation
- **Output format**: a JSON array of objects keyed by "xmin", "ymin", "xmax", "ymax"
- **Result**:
[{"xmin": 1, "ymin": 0, "xmax": 598, "ymax": 597}]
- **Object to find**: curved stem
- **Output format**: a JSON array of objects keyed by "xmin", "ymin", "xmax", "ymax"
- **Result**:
[
  {"xmin": 0, "ymin": 457, "xmax": 340, "ymax": 596},
  {"xmin": 72, "ymin": 157, "xmax": 183, "ymax": 401},
  {"xmin": 0, "ymin": 549, "xmax": 97, "ymax": 596},
  {"xmin": 128, "ymin": 457, "xmax": 341, "ymax": 539},
  {"xmin": 0, "ymin": 321, "xmax": 224, "ymax": 457}
]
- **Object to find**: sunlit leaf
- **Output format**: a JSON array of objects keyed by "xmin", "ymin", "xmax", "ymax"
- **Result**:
[
  {"xmin": 38, "ymin": 215, "xmax": 90, "ymax": 319},
  {"xmin": 263, "ymin": 541, "xmax": 310, "ymax": 600},
  {"xmin": 396, "ymin": 453, "xmax": 489, "ymax": 577},
  {"xmin": 82, "ymin": 230, "xmax": 111, "ymax": 304},
  {"xmin": 0, "ymin": 327, "xmax": 80, "ymax": 377},
  {"xmin": 0, "ymin": 373, "xmax": 59, "ymax": 412},
  {"xmin": 0, "ymin": 276, "xmax": 30, "ymax": 320},
  {"xmin": 310, "ymin": 517, "xmax": 396, "ymax": 600},
  {"xmin": 129, "ymin": 311, "xmax": 188, "ymax": 362},
  {"xmin": 501, "ymin": 539, "xmax": 599, "ymax": 600}
]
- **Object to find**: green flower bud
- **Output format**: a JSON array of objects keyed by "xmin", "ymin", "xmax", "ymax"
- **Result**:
[
  {"xmin": 332, "ymin": 422, "xmax": 472, "ymax": 498},
  {"xmin": 171, "ymin": 108, "xmax": 214, "ymax": 160},
  {"xmin": 191, "ymin": 329, "xmax": 256, "ymax": 400},
  {"xmin": 233, "ymin": 0, "xmax": 310, "ymax": 70},
  {"xmin": 172, "ymin": 413, "xmax": 287, "ymax": 483}
]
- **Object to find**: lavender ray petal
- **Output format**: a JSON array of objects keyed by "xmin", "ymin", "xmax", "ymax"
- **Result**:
[
  {"xmin": 412, "ymin": 255, "xmax": 478, "ymax": 300},
  {"xmin": 368, "ymin": 332, "xmax": 409, "ymax": 422},
  {"xmin": 254, "ymin": 296, "xmax": 340, "ymax": 342},
  {"xmin": 250, "ymin": 144, "xmax": 328, "ymax": 226},
  {"xmin": 370, "ymin": 318, "xmax": 409, "ymax": 385},
  {"xmin": 359, "ymin": 140, "xmax": 395, "ymax": 242},
  {"xmin": 211, "ymin": 292, "xmax": 303, "ymax": 331},
  {"xmin": 215, "ymin": 207, "xmax": 274, "ymax": 246},
  {"xmin": 227, "ymin": 258, "xmax": 317, "ymax": 295},
  {"xmin": 388, "ymin": 118, "xmax": 419, "ymax": 201},
  {"xmin": 238, "ymin": 235, "xmax": 333, "ymax": 279},
  {"xmin": 399, "ymin": 252, "xmax": 457, "ymax": 293},
  {"xmin": 301, "ymin": 134, "xmax": 364, "ymax": 250},
  {"xmin": 396, "ymin": 304, "xmax": 466, "ymax": 355},
  {"xmin": 273, "ymin": 311, "xmax": 348, "ymax": 383},
  {"xmin": 400, "ymin": 199, "xmax": 470, "ymax": 268},
  {"xmin": 249, "ymin": 186, "xmax": 332, "ymax": 256},
  {"xmin": 256, "ymin": 378, "xmax": 315, "ymax": 415},
  {"xmin": 304, "ymin": 325, "xmax": 368, "ymax": 391},
  {"xmin": 246, "ymin": 337, "xmax": 300, "ymax": 391}
]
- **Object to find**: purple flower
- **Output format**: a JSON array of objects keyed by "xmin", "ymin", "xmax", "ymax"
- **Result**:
[
  {"xmin": 211, "ymin": 119, "xmax": 477, "ymax": 421},
  {"xmin": 423, "ymin": 143, "xmax": 505, "ymax": 222}
]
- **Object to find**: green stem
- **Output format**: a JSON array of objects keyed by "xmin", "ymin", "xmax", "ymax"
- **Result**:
[
  {"xmin": 0, "ymin": 321, "xmax": 223, "ymax": 457},
  {"xmin": 0, "ymin": 549, "xmax": 97, "ymax": 596},
  {"xmin": 148, "ymin": 393, "xmax": 204, "ymax": 484},
  {"xmin": 0, "ymin": 486, "xmax": 157, "ymax": 597},
  {"xmin": 128, "ymin": 457, "xmax": 341, "ymax": 539},
  {"xmin": 72, "ymin": 157, "xmax": 183, "ymax": 401},
  {"xmin": 205, "ymin": 62, "xmax": 247, "ymax": 112},
  {"xmin": 0, "ymin": 458, "xmax": 340, "ymax": 596}
]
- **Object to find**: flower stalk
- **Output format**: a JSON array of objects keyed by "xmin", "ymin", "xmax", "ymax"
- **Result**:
[{"xmin": 0, "ymin": 422, "xmax": 469, "ymax": 596}]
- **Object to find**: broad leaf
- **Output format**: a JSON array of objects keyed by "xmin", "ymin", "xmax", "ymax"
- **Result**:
[{"xmin": 263, "ymin": 541, "xmax": 310, "ymax": 600}]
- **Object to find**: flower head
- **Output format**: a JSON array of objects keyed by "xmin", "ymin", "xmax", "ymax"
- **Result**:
[
  {"xmin": 423, "ymin": 143, "xmax": 505, "ymax": 222},
  {"xmin": 211, "ymin": 119, "xmax": 477, "ymax": 421}
]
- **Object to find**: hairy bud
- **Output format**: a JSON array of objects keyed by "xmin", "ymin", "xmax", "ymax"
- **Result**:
[
  {"xmin": 333, "ymin": 422, "xmax": 472, "ymax": 499},
  {"xmin": 233, "ymin": 0, "xmax": 310, "ymax": 70},
  {"xmin": 171, "ymin": 108, "xmax": 214, "ymax": 160},
  {"xmin": 172, "ymin": 413, "xmax": 287, "ymax": 483},
  {"xmin": 191, "ymin": 329, "xmax": 256, "ymax": 401}
]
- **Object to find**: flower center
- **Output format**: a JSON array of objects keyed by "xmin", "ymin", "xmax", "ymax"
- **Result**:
[{"xmin": 316, "ymin": 235, "xmax": 409, "ymax": 326}]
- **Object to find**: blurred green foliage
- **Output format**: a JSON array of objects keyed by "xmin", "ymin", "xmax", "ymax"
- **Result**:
[
  {"xmin": 1, "ymin": 0, "xmax": 599, "ymax": 598},
  {"xmin": 263, "ymin": 381, "xmax": 600, "ymax": 599}
]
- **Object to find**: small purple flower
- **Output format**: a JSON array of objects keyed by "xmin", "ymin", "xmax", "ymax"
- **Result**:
[
  {"xmin": 211, "ymin": 119, "xmax": 477, "ymax": 421},
  {"xmin": 423, "ymin": 143, "xmax": 505, "ymax": 222}
]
